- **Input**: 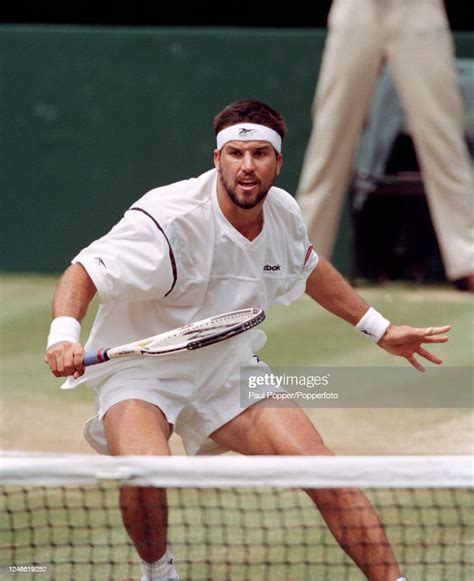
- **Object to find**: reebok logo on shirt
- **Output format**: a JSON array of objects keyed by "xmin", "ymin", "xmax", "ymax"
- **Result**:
[{"xmin": 264, "ymin": 264, "xmax": 281, "ymax": 271}]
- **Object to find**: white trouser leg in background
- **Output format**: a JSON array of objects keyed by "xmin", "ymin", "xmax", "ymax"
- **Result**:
[
  {"xmin": 297, "ymin": 0, "xmax": 473, "ymax": 280},
  {"xmin": 296, "ymin": 0, "xmax": 383, "ymax": 258},
  {"xmin": 385, "ymin": 0, "xmax": 474, "ymax": 280}
]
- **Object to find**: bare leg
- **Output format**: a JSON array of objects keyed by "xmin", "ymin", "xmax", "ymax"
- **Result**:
[
  {"xmin": 211, "ymin": 402, "xmax": 402, "ymax": 580},
  {"xmin": 306, "ymin": 487, "xmax": 398, "ymax": 580},
  {"xmin": 104, "ymin": 399, "xmax": 172, "ymax": 563},
  {"xmin": 119, "ymin": 486, "xmax": 168, "ymax": 563}
]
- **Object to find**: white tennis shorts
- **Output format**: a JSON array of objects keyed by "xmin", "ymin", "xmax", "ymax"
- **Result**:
[{"xmin": 83, "ymin": 331, "xmax": 272, "ymax": 456}]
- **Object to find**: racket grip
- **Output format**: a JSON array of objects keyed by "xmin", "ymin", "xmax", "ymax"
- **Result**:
[{"xmin": 83, "ymin": 349, "xmax": 109, "ymax": 367}]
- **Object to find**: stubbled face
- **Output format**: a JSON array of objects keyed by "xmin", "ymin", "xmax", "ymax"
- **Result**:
[{"xmin": 214, "ymin": 141, "xmax": 282, "ymax": 210}]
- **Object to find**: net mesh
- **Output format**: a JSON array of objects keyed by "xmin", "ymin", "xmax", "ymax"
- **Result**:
[{"xmin": 0, "ymin": 455, "xmax": 472, "ymax": 580}]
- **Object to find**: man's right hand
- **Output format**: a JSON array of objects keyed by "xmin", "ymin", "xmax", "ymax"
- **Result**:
[{"xmin": 44, "ymin": 341, "xmax": 85, "ymax": 379}]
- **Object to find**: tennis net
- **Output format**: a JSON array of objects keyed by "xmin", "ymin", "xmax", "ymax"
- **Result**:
[{"xmin": 0, "ymin": 455, "xmax": 472, "ymax": 580}]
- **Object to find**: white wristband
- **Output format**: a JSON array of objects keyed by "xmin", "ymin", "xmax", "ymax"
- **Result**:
[
  {"xmin": 355, "ymin": 307, "xmax": 390, "ymax": 343},
  {"xmin": 47, "ymin": 316, "xmax": 81, "ymax": 349}
]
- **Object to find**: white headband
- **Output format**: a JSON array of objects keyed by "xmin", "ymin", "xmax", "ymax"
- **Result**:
[{"xmin": 216, "ymin": 123, "xmax": 282, "ymax": 153}]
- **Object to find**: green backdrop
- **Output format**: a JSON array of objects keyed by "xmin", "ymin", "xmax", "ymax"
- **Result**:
[{"xmin": 1, "ymin": 26, "xmax": 473, "ymax": 273}]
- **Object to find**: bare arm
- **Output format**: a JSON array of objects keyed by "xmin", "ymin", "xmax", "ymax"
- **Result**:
[
  {"xmin": 305, "ymin": 257, "xmax": 369, "ymax": 325},
  {"xmin": 44, "ymin": 263, "xmax": 97, "ymax": 378},
  {"xmin": 305, "ymin": 258, "xmax": 450, "ymax": 371},
  {"xmin": 51, "ymin": 263, "xmax": 97, "ymax": 319}
]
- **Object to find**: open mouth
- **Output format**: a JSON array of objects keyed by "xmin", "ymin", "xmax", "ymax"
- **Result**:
[{"xmin": 238, "ymin": 179, "xmax": 258, "ymax": 191}]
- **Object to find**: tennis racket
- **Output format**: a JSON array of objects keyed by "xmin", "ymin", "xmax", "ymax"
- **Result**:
[{"xmin": 83, "ymin": 308, "xmax": 265, "ymax": 366}]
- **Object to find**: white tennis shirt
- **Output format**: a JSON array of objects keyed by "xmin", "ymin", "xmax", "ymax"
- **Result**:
[{"xmin": 64, "ymin": 169, "xmax": 318, "ymax": 388}]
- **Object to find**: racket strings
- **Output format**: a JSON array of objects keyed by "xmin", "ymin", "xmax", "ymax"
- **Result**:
[{"xmin": 143, "ymin": 312, "xmax": 261, "ymax": 350}]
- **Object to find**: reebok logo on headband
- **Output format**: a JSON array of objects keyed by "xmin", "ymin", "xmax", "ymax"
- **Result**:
[{"xmin": 216, "ymin": 123, "xmax": 282, "ymax": 153}]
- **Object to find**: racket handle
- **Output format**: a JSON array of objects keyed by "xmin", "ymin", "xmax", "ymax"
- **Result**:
[{"xmin": 83, "ymin": 349, "xmax": 109, "ymax": 367}]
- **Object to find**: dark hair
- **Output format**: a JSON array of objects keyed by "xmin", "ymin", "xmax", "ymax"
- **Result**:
[{"xmin": 214, "ymin": 99, "xmax": 287, "ymax": 140}]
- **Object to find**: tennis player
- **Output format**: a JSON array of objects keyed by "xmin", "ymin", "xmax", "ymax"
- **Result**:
[{"xmin": 45, "ymin": 99, "xmax": 449, "ymax": 581}]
